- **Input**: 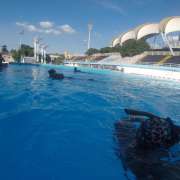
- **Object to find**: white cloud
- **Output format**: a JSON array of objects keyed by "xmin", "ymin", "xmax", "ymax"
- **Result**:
[
  {"xmin": 16, "ymin": 21, "xmax": 76, "ymax": 36},
  {"xmin": 16, "ymin": 22, "xmax": 38, "ymax": 32},
  {"xmin": 27, "ymin": 25, "xmax": 38, "ymax": 32},
  {"xmin": 40, "ymin": 21, "xmax": 54, "ymax": 29},
  {"xmin": 44, "ymin": 29, "xmax": 62, "ymax": 35},
  {"xmin": 96, "ymin": 0, "xmax": 125, "ymax": 15},
  {"xmin": 59, "ymin": 24, "xmax": 76, "ymax": 34},
  {"xmin": 16, "ymin": 22, "xmax": 26, "ymax": 27}
]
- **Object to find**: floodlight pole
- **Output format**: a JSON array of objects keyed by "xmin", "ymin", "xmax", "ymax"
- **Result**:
[
  {"xmin": 19, "ymin": 30, "xmax": 24, "ymax": 62},
  {"xmin": 34, "ymin": 37, "xmax": 42, "ymax": 63},
  {"xmin": 88, "ymin": 23, "xmax": 93, "ymax": 50},
  {"xmin": 41, "ymin": 45, "xmax": 48, "ymax": 64},
  {"xmin": 19, "ymin": 30, "xmax": 24, "ymax": 50},
  {"xmin": 33, "ymin": 38, "xmax": 37, "ymax": 62},
  {"xmin": 40, "ymin": 45, "xmax": 43, "ymax": 64}
]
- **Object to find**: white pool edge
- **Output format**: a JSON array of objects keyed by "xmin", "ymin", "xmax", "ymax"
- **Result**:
[
  {"xmin": 117, "ymin": 66, "xmax": 180, "ymax": 81},
  {"xmin": 65, "ymin": 63, "xmax": 180, "ymax": 81}
]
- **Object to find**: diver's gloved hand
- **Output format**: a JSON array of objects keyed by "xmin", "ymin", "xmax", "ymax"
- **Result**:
[
  {"xmin": 124, "ymin": 109, "xmax": 160, "ymax": 119},
  {"xmin": 124, "ymin": 109, "xmax": 180, "ymax": 149}
]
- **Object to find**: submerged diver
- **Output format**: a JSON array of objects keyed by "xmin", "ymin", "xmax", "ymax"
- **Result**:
[
  {"xmin": 73, "ymin": 67, "xmax": 92, "ymax": 75},
  {"xmin": 48, "ymin": 69, "xmax": 95, "ymax": 81},
  {"xmin": 114, "ymin": 109, "xmax": 180, "ymax": 180},
  {"xmin": 74, "ymin": 67, "xmax": 81, "ymax": 73},
  {"xmin": 48, "ymin": 69, "xmax": 65, "ymax": 80},
  {"xmin": 125, "ymin": 109, "xmax": 180, "ymax": 149}
]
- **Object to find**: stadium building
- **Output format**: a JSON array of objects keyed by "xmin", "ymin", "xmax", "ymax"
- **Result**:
[{"xmin": 112, "ymin": 16, "xmax": 180, "ymax": 65}]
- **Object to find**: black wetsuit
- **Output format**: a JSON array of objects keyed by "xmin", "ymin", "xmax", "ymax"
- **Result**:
[{"xmin": 114, "ymin": 113, "xmax": 180, "ymax": 180}]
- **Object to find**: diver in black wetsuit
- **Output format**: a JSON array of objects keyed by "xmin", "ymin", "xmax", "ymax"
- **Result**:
[
  {"xmin": 48, "ymin": 69, "xmax": 65, "ymax": 80},
  {"xmin": 124, "ymin": 109, "xmax": 180, "ymax": 149},
  {"xmin": 114, "ymin": 109, "xmax": 180, "ymax": 180},
  {"xmin": 74, "ymin": 67, "xmax": 81, "ymax": 73},
  {"xmin": 48, "ymin": 69, "xmax": 95, "ymax": 81}
]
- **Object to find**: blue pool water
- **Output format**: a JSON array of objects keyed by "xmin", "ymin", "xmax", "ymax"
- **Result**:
[{"xmin": 0, "ymin": 65, "xmax": 180, "ymax": 180}]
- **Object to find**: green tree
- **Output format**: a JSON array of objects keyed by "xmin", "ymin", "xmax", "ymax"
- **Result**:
[
  {"xmin": 85, "ymin": 48, "xmax": 99, "ymax": 56},
  {"xmin": 11, "ymin": 49, "xmax": 21, "ymax": 62},
  {"xmin": 87, "ymin": 40, "xmax": 150, "ymax": 57},
  {"xmin": 11, "ymin": 44, "xmax": 34, "ymax": 62},
  {"xmin": 120, "ymin": 39, "xmax": 150, "ymax": 57},
  {"xmin": 20, "ymin": 44, "xmax": 34, "ymax": 57}
]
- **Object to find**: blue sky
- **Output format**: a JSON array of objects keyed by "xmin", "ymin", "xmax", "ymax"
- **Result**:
[{"xmin": 0, "ymin": 0, "xmax": 180, "ymax": 54}]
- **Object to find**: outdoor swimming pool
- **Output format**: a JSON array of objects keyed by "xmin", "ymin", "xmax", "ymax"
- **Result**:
[{"xmin": 0, "ymin": 64, "xmax": 180, "ymax": 180}]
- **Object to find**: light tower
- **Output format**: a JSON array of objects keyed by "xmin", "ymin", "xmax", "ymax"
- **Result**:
[
  {"xmin": 19, "ymin": 30, "xmax": 24, "ymax": 50},
  {"xmin": 40, "ymin": 44, "xmax": 48, "ymax": 64},
  {"xmin": 19, "ymin": 30, "xmax": 24, "ymax": 62},
  {"xmin": 43, "ymin": 45, "xmax": 48, "ymax": 64},
  {"xmin": 33, "ymin": 37, "xmax": 37, "ymax": 61},
  {"xmin": 33, "ymin": 37, "xmax": 42, "ymax": 62},
  {"xmin": 87, "ymin": 23, "xmax": 93, "ymax": 50}
]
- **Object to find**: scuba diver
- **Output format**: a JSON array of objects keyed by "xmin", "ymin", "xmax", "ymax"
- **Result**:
[
  {"xmin": 125, "ymin": 109, "xmax": 180, "ymax": 149},
  {"xmin": 48, "ymin": 69, "xmax": 64, "ymax": 80},
  {"xmin": 73, "ymin": 67, "xmax": 92, "ymax": 75},
  {"xmin": 48, "ymin": 69, "xmax": 95, "ymax": 81},
  {"xmin": 74, "ymin": 67, "xmax": 81, "ymax": 73},
  {"xmin": 114, "ymin": 109, "xmax": 180, "ymax": 180}
]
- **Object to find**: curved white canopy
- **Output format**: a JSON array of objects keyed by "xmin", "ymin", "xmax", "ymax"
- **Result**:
[
  {"xmin": 119, "ymin": 30, "xmax": 136, "ymax": 45},
  {"xmin": 112, "ymin": 38, "xmax": 120, "ymax": 47},
  {"xmin": 159, "ymin": 16, "xmax": 180, "ymax": 34},
  {"xmin": 112, "ymin": 16, "xmax": 180, "ymax": 48},
  {"xmin": 136, "ymin": 23, "xmax": 160, "ymax": 40}
]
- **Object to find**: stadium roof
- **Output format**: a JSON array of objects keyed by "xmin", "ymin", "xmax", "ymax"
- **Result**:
[
  {"xmin": 159, "ymin": 16, "xmax": 180, "ymax": 34},
  {"xmin": 112, "ymin": 38, "xmax": 120, "ymax": 47},
  {"xmin": 112, "ymin": 16, "xmax": 180, "ymax": 47},
  {"xmin": 119, "ymin": 30, "xmax": 136, "ymax": 45},
  {"xmin": 136, "ymin": 23, "xmax": 160, "ymax": 40}
]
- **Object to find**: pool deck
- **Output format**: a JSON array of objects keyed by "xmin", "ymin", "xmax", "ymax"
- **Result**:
[{"xmin": 64, "ymin": 62, "xmax": 180, "ymax": 81}]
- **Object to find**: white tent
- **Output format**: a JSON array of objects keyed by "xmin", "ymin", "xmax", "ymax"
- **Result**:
[
  {"xmin": 136, "ymin": 23, "xmax": 160, "ymax": 40},
  {"xmin": 119, "ymin": 30, "xmax": 136, "ymax": 45},
  {"xmin": 159, "ymin": 16, "xmax": 180, "ymax": 35},
  {"xmin": 112, "ymin": 38, "xmax": 120, "ymax": 47},
  {"xmin": 111, "ymin": 16, "xmax": 180, "ymax": 55}
]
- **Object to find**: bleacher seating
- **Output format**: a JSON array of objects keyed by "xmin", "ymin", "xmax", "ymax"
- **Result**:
[
  {"xmin": 137, "ymin": 55, "xmax": 180, "ymax": 65},
  {"xmin": 167, "ymin": 56, "xmax": 180, "ymax": 64},
  {"xmin": 138, "ymin": 55, "xmax": 165, "ymax": 64}
]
